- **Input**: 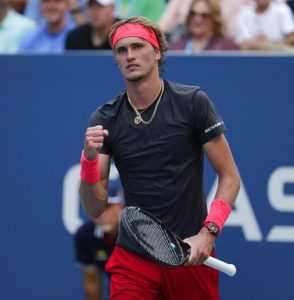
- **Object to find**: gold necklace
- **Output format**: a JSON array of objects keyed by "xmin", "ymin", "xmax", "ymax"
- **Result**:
[{"xmin": 127, "ymin": 81, "xmax": 164, "ymax": 125}]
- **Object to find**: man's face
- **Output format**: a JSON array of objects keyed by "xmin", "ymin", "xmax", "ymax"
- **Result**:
[
  {"xmin": 40, "ymin": 0, "xmax": 68, "ymax": 25},
  {"xmin": 255, "ymin": 0, "xmax": 271, "ymax": 8},
  {"xmin": 114, "ymin": 37, "xmax": 161, "ymax": 82},
  {"xmin": 0, "ymin": 0, "xmax": 8, "ymax": 14},
  {"xmin": 188, "ymin": 1, "xmax": 214, "ymax": 38},
  {"xmin": 87, "ymin": 2, "xmax": 114, "ymax": 28}
]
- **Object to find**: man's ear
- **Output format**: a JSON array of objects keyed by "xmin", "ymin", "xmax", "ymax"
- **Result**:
[{"xmin": 154, "ymin": 48, "xmax": 161, "ymax": 61}]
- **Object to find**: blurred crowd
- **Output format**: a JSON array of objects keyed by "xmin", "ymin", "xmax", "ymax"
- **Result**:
[{"xmin": 1, "ymin": 0, "xmax": 294, "ymax": 54}]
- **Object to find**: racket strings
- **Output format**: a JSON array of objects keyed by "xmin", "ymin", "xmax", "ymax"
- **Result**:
[{"xmin": 124, "ymin": 209, "xmax": 186, "ymax": 265}]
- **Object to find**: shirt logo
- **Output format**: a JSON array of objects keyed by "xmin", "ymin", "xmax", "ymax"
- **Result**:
[{"xmin": 205, "ymin": 121, "xmax": 224, "ymax": 134}]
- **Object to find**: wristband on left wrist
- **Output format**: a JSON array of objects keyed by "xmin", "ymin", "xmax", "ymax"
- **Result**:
[{"xmin": 203, "ymin": 199, "xmax": 231, "ymax": 235}]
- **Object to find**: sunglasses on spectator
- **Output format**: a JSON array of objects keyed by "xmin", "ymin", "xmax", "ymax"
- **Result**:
[{"xmin": 189, "ymin": 10, "xmax": 211, "ymax": 19}]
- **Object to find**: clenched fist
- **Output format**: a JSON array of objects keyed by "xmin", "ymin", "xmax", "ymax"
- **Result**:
[{"xmin": 84, "ymin": 125, "xmax": 109, "ymax": 160}]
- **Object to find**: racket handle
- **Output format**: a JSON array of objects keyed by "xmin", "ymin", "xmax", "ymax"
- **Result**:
[{"xmin": 203, "ymin": 256, "xmax": 237, "ymax": 277}]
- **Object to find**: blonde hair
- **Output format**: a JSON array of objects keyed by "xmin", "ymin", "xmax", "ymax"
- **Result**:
[{"xmin": 109, "ymin": 16, "xmax": 168, "ymax": 72}]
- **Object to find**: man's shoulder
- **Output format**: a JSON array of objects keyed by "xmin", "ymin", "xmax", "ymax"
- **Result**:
[
  {"xmin": 19, "ymin": 24, "xmax": 46, "ymax": 49},
  {"xmin": 165, "ymin": 80, "xmax": 201, "ymax": 96},
  {"xmin": 99, "ymin": 92, "xmax": 125, "ymax": 110},
  {"xmin": 7, "ymin": 9, "xmax": 36, "ymax": 28},
  {"xmin": 68, "ymin": 24, "xmax": 91, "ymax": 37},
  {"xmin": 165, "ymin": 80, "xmax": 214, "ymax": 112},
  {"xmin": 237, "ymin": 4, "xmax": 255, "ymax": 19},
  {"xmin": 91, "ymin": 92, "xmax": 125, "ymax": 121},
  {"xmin": 272, "ymin": 1, "xmax": 294, "ymax": 15}
]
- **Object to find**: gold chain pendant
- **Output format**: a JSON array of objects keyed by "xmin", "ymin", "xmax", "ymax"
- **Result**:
[
  {"xmin": 134, "ymin": 115, "xmax": 142, "ymax": 124},
  {"xmin": 127, "ymin": 80, "xmax": 164, "ymax": 126}
]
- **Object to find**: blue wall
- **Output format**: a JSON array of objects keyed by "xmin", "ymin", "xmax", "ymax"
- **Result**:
[{"xmin": 1, "ymin": 53, "xmax": 294, "ymax": 300}]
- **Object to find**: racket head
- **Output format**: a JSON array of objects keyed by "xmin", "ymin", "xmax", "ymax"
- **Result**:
[{"xmin": 121, "ymin": 206, "xmax": 190, "ymax": 267}]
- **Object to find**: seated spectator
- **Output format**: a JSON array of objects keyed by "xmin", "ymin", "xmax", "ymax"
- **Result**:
[
  {"xmin": 235, "ymin": 0, "xmax": 294, "ymax": 51},
  {"xmin": 74, "ymin": 185, "xmax": 123, "ymax": 300},
  {"xmin": 0, "ymin": 0, "xmax": 36, "ymax": 53},
  {"xmin": 158, "ymin": 0, "xmax": 254, "ymax": 40},
  {"xmin": 219, "ymin": 0, "xmax": 254, "ymax": 37},
  {"xmin": 114, "ymin": 0, "xmax": 165, "ymax": 22},
  {"xmin": 158, "ymin": 0, "xmax": 192, "ymax": 32},
  {"xmin": 24, "ymin": 0, "xmax": 86, "ymax": 26},
  {"xmin": 169, "ymin": 0, "xmax": 239, "ymax": 53},
  {"xmin": 9, "ymin": 0, "xmax": 27, "ymax": 13},
  {"xmin": 157, "ymin": 0, "xmax": 193, "ymax": 44},
  {"xmin": 65, "ymin": 0, "xmax": 117, "ymax": 50},
  {"xmin": 19, "ymin": 0, "xmax": 76, "ymax": 53},
  {"xmin": 220, "ymin": 0, "xmax": 290, "ymax": 37}
]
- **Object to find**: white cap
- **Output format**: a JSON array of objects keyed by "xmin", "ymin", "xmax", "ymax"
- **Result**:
[{"xmin": 96, "ymin": 0, "xmax": 115, "ymax": 5}]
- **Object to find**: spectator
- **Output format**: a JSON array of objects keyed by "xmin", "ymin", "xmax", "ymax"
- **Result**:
[
  {"xmin": 158, "ymin": 0, "xmax": 253, "ymax": 41},
  {"xmin": 24, "ymin": 0, "xmax": 86, "ymax": 26},
  {"xmin": 219, "ymin": 0, "xmax": 254, "ymax": 37},
  {"xmin": 65, "ymin": 0, "xmax": 117, "ymax": 50},
  {"xmin": 0, "ymin": 0, "xmax": 36, "ymax": 53},
  {"xmin": 19, "ymin": 0, "xmax": 76, "ymax": 53},
  {"xmin": 220, "ymin": 0, "xmax": 289, "ymax": 38},
  {"xmin": 114, "ymin": 0, "xmax": 165, "ymax": 22},
  {"xmin": 235, "ymin": 0, "xmax": 294, "ymax": 51},
  {"xmin": 74, "ymin": 184, "xmax": 123, "ymax": 300},
  {"xmin": 9, "ymin": 0, "xmax": 27, "ymax": 13},
  {"xmin": 169, "ymin": 0, "xmax": 239, "ymax": 53},
  {"xmin": 158, "ymin": 0, "xmax": 193, "ymax": 41}
]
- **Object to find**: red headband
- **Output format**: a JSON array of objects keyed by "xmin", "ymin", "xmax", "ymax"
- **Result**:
[{"xmin": 112, "ymin": 23, "xmax": 160, "ymax": 50}]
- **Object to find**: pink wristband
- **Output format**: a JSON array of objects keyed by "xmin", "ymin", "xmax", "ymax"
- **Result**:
[
  {"xmin": 204, "ymin": 199, "xmax": 231, "ymax": 233},
  {"xmin": 80, "ymin": 150, "xmax": 100, "ymax": 183}
]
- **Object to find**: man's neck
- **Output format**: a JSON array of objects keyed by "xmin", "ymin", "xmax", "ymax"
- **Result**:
[
  {"xmin": 47, "ymin": 18, "xmax": 67, "ymax": 34},
  {"xmin": 256, "ymin": 3, "xmax": 270, "ymax": 14},
  {"xmin": 193, "ymin": 32, "xmax": 213, "ymax": 51},
  {"xmin": 126, "ymin": 76, "xmax": 162, "ymax": 109}
]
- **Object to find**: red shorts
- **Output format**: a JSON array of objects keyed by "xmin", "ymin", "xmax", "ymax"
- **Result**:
[{"xmin": 105, "ymin": 245, "xmax": 219, "ymax": 300}]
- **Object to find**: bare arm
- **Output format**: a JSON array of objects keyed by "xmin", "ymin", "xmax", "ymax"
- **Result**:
[
  {"xmin": 203, "ymin": 134, "xmax": 240, "ymax": 206},
  {"xmin": 284, "ymin": 32, "xmax": 294, "ymax": 46},
  {"xmin": 239, "ymin": 33, "xmax": 294, "ymax": 51},
  {"xmin": 67, "ymin": 0, "xmax": 86, "ymax": 26},
  {"xmin": 184, "ymin": 134, "xmax": 240, "ymax": 265},
  {"xmin": 79, "ymin": 125, "xmax": 110, "ymax": 219}
]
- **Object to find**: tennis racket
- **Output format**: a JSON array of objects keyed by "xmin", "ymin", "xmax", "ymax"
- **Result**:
[{"xmin": 121, "ymin": 206, "xmax": 236, "ymax": 277}]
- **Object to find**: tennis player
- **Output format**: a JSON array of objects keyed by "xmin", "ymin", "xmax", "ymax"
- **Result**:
[{"xmin": 79, "ymin": 16, "xmax": 240, "ymax": 300}]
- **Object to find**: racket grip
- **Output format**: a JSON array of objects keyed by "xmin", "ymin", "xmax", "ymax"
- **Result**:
[{"xmin": 203, "ymin": 256, "xmax": 237, "ymax": 277}]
